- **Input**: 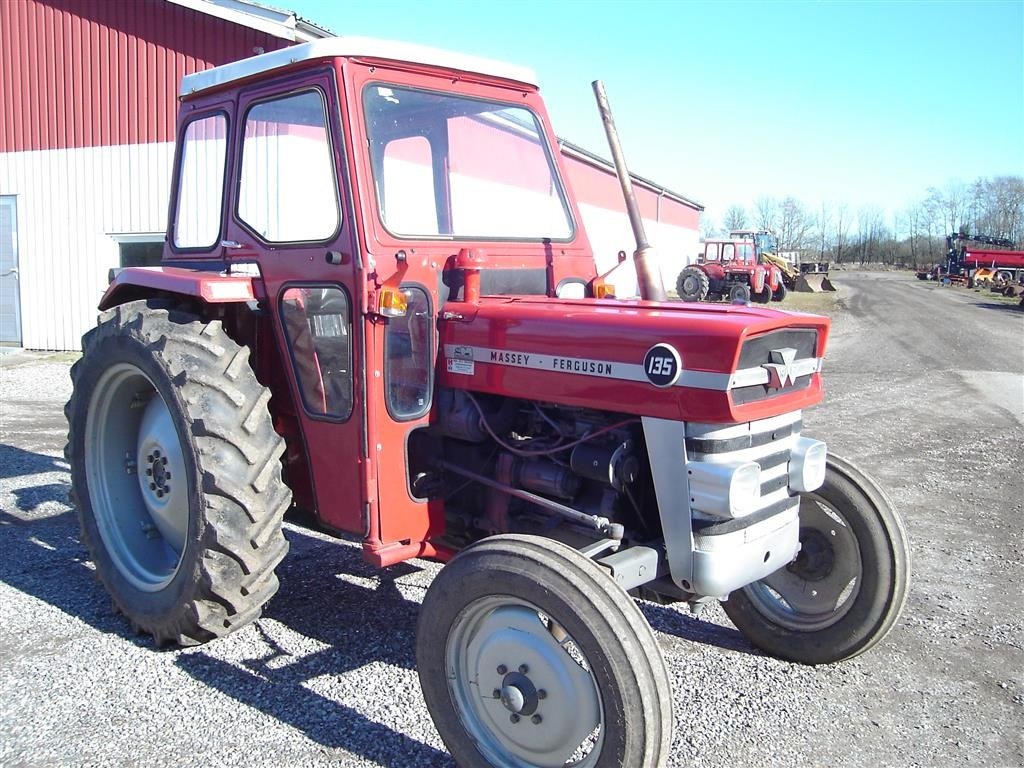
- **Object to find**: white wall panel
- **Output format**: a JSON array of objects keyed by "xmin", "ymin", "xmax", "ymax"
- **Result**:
[
  {"xmin": 0, "ymin": 141, "xmax": 174, "ymax": 350},
  {"xmin": 578, "ymin": 202, "xmax": 699, "ymax": 298}
]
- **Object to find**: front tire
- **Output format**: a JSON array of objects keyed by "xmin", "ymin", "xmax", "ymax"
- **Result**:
[
  {"xmin": 722, "ymin": 455, "xmax": 910, "ymax": 664},
  {"xmin": 728, "ymin": 282, "xmax": 751, "ymax": 303},
  {"xmin": 417, "ymin": 535, "xmax": 672, "ymax": 767},
  {"xmin": 772, "ymin": 282, "xmax": 788, "ymax": 301},
  {"xmin": 65, "ymin": 300, "xmax": 291, "ymax": 645}
]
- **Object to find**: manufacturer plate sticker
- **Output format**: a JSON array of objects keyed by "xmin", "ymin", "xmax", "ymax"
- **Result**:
[{"xmin": 447, "ymin": 358, "xmax": 475, "ymax": 376}]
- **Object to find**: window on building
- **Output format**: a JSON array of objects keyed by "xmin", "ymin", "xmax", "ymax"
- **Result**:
[
  {"xmin": 117, "ymin": 239, "xmax": 164, "ymax": 268},
  {"xmin": 173, "ymin": 114, "xmax": 228, "ymax": 249},
  {"xmin": 238, "ymin": 91, "xmax": 340, "ymax": 243}
]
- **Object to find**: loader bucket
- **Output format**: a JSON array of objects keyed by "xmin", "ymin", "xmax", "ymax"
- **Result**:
[{"xmin": 795, "ymin": 273, "xmax": 836, "ymax": 292}]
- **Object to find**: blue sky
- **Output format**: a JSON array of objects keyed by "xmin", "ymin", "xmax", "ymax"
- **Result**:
[{"xmin": 286, "ymin": 0, "xmax": 1024, "ymax": 228}]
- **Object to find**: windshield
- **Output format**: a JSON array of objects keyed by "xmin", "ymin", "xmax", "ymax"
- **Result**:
[
  {"xmin": 755, "ymin": 233, "xmax": 778, "ymax": 253},
  {"xmin": 362, "ymin": 85, "xmax": 573, "ymax": 240}
]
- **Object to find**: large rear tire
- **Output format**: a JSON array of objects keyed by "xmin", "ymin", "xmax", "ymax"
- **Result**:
[
  {"xmin": 722, "ymin": 455, "xmax": 910, "ymax": 665},
  {"xmin": 676, "ymin": 266, "xmax": 709, "ymax": 302},
  {"xmin": 417, "ymin": 534, "xmax": 672, "ymax": 767},
  {"xmin": 65, "ymin": 300, "xmax": 290, "ymax": 645}
]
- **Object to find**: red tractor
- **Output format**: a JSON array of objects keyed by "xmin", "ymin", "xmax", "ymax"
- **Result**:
[
  {"xmin": 65, "ymin": 38, "xmax": 909, "ymax": 767},
  {"xmin": 677, "ymin": 238, "xmax": 786, "ymax": 303}
]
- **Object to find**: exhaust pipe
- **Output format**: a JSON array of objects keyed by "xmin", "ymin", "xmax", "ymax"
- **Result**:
[{"xmin": 592, "ymin": 80, "xmax": 667, "ymax": 302}]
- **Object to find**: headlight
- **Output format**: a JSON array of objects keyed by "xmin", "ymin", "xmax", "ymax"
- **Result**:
[
  {"xmin": 790, "ymin": 437, "xmax": 827, "ymax": 493},
  {"xmin": 688, "ymin": 460, "xmax": 761, "ymax": 519}
]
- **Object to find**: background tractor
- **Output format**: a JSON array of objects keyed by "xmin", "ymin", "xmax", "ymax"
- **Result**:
[
  {"xmin": 730, "ymin": 228, "xmax": 836, "ymax": 292},
  {"xmin": 676, "ymin": 238, "xmax": 786, "ymax": 303}
]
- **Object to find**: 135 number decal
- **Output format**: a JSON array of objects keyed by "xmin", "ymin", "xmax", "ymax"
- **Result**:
[{"xmin": 643, "ymin": 343, "xmax": 682, "ymax": 387}]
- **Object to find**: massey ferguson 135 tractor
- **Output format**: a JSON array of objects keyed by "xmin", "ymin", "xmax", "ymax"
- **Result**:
[
  {"xmin": 65, "ymin": 38, "xmax": 910, "ymax": 767},
  {"xmin": 676, "ymin": 238, "xmax": 786, "ymax": 303}
]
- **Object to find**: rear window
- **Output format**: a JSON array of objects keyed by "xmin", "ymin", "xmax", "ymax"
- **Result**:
[{"xmin": 173, "ymin": 114, "xmax": 228, "ymax": 249}]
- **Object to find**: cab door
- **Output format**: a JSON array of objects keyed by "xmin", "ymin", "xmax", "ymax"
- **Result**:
[{"xmin": 223, "ymin": 67, "xmax": 367, "ymax": 535}]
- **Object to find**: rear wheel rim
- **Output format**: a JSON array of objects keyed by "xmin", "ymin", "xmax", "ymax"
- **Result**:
[
  {"xmin": 85, "ymin": 363, "xmax": 189, "ymax": 591},
  {"xmin": 741, "ymin": 494, "xmax": 863, "ymax": 632},
  {"xmin": 446, "ymin": 596, "xmax": 604, "ymax": 767}
]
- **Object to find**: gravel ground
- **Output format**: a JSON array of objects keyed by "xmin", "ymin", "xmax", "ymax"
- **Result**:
[{"xmin": 1, "ymin": 270, "xmax": 1021, "ymax": 767}]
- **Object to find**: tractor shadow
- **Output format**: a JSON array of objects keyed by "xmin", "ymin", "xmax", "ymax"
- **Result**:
[
  {"xmin": 638, "ymin": 600, "xmax": 758, "ymax": 655},
  {"xmin": 176, "ymin": 530, "xmax": 453, "ymax": 765},
  {"xmin": 0, "ymin": 443, "xmax": 450, "ymax": 765}
]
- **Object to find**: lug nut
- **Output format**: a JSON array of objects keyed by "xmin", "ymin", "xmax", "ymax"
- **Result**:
[
  {"xmin": 162, "ymin": 457, "xmax": 168, "ymax": 465},
  {"xmin": 531, "ymin": 714, "xmax": 542, "ymax": 725},
  {"xmin": 509, "ymin": 714, "xmax": 520, "ymax": 724},
  {"xmin": 156, "ymin": 490, "xmax": 163, "ymax": 498},
  {"xmin": 149, "ymin": 483, "xmax": 156, "ymax": 490},
  {"xmin": 537, "ymin": 689, "xmax": 547, "ymax": 700},
  {"xmin": 146, "ymin": 468, "xmax": 152, "ymax": 476},
  {"xmin": 147, "ymin": 454, "xmax": 154, "ymax": 462},
  {"xmin": 165, "ymin": 472, "xmax": 171, "ymax": 479},
  {"xmin": 153, "ymin": 450, "xmax": 161, "ymax": 458},
  {"xmin": 518, "ymin": 664, "xmax": 529, "ymax": 674},
  {"xmin": 497, "ymin": 665, "xmax": 507, "ymax": 675},
  {"xmin": 492, "ymin": 689, "xmax": 500, "ymax": 699}
]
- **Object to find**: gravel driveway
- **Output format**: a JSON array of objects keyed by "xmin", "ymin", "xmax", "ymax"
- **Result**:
[{"xmin": 1, "ymin": 270, "xmax": 1021, "ymax": 767}]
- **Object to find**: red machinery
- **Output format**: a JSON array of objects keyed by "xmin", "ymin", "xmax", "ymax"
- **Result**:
[
  {"xmin": 65, "ymin": 39, "xmax": 909, "ymax": 767},
  {"xmin": 676, "ymin": 238, "xmax": 785, "ymax": 303}
]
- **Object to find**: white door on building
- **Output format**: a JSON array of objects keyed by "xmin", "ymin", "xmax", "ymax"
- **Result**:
[{"xmin": 0, "ymin": 196, "xmax": 22, "ymax": 346}]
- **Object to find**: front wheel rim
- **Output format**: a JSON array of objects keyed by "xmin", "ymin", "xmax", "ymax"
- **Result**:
[
  {"xmin": 741, "ymin": 494, "xmax": 863, "ymax": 632},
  {"xmin": 85, "ymin": 363, "xmax": 189, "ymax": 591},
  {"xmin": 446, "ymin": 596, "xmax": 604, "ymax": 768}
]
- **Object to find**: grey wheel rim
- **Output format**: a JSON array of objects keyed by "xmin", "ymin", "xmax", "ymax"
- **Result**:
[
  {"xmin": 741, "ymin": 495, "xmax": 863, "ymax": 632},
  {"xmin": 445, "ymin": 596, "xmax": 604, "ymax": 768},
  {"xmin": 85, "ymin": 363, "xmax": 189, "ymax": 591},
  {"xmin": 682, "ymin": 275, "xmax": 700, "ymax": 295}
]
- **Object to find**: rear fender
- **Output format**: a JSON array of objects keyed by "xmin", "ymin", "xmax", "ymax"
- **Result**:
[{"xmin": 98, "ymin": 266, "xmax": 261, "ymax": 311}]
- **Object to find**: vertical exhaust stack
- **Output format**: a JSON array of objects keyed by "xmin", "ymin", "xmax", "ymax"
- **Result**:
[{"xmin": 592, "ymin": 80, "xmax": 667, "ymax": 302}]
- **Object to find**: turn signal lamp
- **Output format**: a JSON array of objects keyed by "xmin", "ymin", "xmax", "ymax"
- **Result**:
[
  {"xmin": 379, "ymin": 288, "xmax": 408, "ymax": 318},
  {"xmin": 593, "ymin": 280, "xmax": 617, "ymax": 299}
]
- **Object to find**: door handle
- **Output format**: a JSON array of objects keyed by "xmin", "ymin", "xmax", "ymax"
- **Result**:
[{"xmin": 0, "ymin": 267, "xmax": 18, "ymax": 279}]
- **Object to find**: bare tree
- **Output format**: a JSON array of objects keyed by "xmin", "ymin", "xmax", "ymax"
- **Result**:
[
  {"xmin": 722, "ymin": 205, "xmax": 747, "ymax": 233},
  {"xmin": 833, "ymin": 203, "xmax": 850, "ymax": 264},
  {"xmin": 754, "ymin": 196, "xmax": 778, "ymax": 232},
  {"xmin": 776, "ymin": 197, "xmax": 814, "ymax": 252}
]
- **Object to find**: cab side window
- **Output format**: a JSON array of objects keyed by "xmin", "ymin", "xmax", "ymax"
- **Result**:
[
  {"xmin": 385, "ymin": 286, "xmax": 432, "ymax": 420},
  {"xmin": 280, "ymin": 287, "xmax": 352, "ymax": 420},
  {"xmin": 238, "ymin": 90, "xmax": 340, "ymax": 243}
]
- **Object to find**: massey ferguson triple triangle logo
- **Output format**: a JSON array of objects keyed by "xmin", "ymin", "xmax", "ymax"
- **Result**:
[{"xmin": 763, "ymin": 347, "xmax": 798, "ymax": 389}]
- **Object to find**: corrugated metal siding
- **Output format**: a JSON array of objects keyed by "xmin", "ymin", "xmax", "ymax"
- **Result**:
[
  {"xmin": 0, "ymin": 0, "xmax": 292, "ymax": 152},
  {"xmin": 0, "ymin": 0, "xmax": 300, "ymax": 349},
  {"xmin": 2, "ymin": 142, "xmax": 176, "ymax": 350}
]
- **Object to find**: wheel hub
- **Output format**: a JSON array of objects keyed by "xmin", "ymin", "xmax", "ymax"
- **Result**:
[
  {"xmin": 498, "ymin": 671, "xmax": 539, "ymax": 716},
  {"xmin": 787, "ymin": 527, "xmax": 833, "ymax": 581},
  {"xmin": 449, "ymin": 602, "xmax": 602, "ymax": 766}
]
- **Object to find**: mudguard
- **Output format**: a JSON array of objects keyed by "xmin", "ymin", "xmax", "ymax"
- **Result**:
[{"xmin": 98, "ymin": 266, "xmax": 260, "ymax": 310}]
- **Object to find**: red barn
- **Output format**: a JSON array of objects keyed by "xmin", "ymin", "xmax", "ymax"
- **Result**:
[{"xmin": 0, "ymin": 0, "xmax": 700, "ymax": 351}]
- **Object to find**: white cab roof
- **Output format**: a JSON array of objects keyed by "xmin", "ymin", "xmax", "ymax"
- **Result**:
[{"xmin": 180, "ymin": 36, "xmax": 538, "ymax": 96}]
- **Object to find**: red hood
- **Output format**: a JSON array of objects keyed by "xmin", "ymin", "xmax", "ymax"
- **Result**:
[{"xmin": 438, "ymin": 296, "xmax": 830, "ymax": 423}]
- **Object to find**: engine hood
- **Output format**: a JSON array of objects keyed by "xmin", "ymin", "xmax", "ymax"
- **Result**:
[{"xmin": 437, "ymin": 296, "xmax": 830, "ymax": 423}]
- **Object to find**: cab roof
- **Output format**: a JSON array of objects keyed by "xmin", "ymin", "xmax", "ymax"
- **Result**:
[{"xmin": 179, "ymin": 36, "xmax": 539, "ymax": 97}]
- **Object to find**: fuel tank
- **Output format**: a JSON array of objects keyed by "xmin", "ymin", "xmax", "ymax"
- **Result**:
[{"xmin": 437, "ymin": 296, "xmax": 830, "ymax": 424}]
